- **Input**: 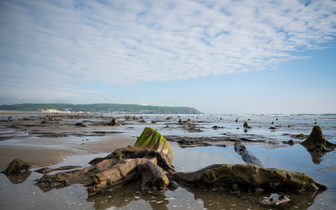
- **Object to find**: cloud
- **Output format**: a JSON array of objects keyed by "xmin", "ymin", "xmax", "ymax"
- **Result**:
[{"xmin": 0, "ymin": 0, "xmax": 335, "ymax": 102}]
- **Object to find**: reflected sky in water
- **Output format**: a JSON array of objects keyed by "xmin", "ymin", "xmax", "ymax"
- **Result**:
[{"xmin": 1, "ymin": 144, "xmax": 335, "ymax": 209}]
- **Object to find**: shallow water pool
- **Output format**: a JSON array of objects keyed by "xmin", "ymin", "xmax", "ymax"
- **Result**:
[{"xmin": 1, "ymin": 144, "xmax": 335, "ymax": 209}]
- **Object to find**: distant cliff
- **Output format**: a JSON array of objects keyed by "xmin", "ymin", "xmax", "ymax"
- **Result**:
[{"xmin": 0, "ymin": 103, "xmax": 202, "ymax": 114}]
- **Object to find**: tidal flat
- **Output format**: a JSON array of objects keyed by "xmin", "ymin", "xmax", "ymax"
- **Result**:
[{"xmin": 0, "ymin": 113, "xmax": 335, "ymax": 209}]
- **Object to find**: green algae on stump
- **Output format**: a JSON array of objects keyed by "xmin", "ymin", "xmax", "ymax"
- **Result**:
[{"xmin": 134, "ymin": 127, "xmax": 173, "ymax": 164}]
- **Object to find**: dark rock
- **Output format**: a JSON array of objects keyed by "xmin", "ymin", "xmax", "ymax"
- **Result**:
[
  {"xmin": 212, "ymin": 126, "xmax": 224, "ymax": 130},
  {"xmin": 2, "ymin": 159, "xmax": 31, "ymax": 175},
  {"xmin": 243, "ymin": 122, "xmax": 251, "ymax": 128},
  {"xmin": 75, "ymin": 122, "xmax": 87, "ymax": 127},
  {"xmin": 283, "ymin": 139, "xmax": 295, "ymax": 146},
  {"xmin": 269, "ymin": 127, "xmax": 276, "ymax": 129},
  {"xmin": 106, "ymin": 118, "xmax": 119, "ymax": 126},
  {"xmin": 292, "ymin": 133, "xmax": 308, "ymax": 139}
]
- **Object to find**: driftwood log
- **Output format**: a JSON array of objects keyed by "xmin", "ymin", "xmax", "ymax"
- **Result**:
[
  {"xmin": 234, "ymin": 142, "xmax": 263, "ymax": 168},
  {"xmin": 35, "ymin": 127, "xmax": 326, "ymax": 196}
]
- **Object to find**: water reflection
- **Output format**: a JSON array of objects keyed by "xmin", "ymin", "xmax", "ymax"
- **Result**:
[
  {"xmin": 0, "ymin": 146, "xmax": 334, "ymax": 209},
  {"xmin": 4, "ymin": 170, "xmax": 32, "ymax": 184},
  {"xmin": 307, "ymin": 150, "xmax": 327, "ymax": 165},
  {"xmin": 87, "ymin": 183, "xmax": 169, "ymax": 210},
  {"xmin": 85, "ymin": 181, "xmax": 324, "ymax": 210},
  {"xmin": 185, "ymin": 187, "xmax": 324, "ymax": 210}
]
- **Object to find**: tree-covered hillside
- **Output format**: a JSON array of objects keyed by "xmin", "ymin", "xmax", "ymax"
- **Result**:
[{"xmin": 0, "ymin": 103, "xmax": 202, "ymax": 114}]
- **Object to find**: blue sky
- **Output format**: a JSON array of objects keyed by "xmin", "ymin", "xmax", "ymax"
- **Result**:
[{"xmin": 0, "ymin": 0, "xmax": 335, "ymax": 114}]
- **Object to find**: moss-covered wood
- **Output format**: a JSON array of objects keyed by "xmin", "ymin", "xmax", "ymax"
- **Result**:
[
  {"xmin": 32, "ymin": 127, "xmax": 327, "ymax": 198},
  {"xmin": 134, "ymin": 127, "xmax": 173, "ymax": 164}
]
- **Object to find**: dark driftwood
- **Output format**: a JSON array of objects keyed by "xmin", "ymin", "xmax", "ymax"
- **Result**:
[
  {"xmin": 234, "ymin": 142, "xmax": 264, "ymax": 168},
  {"xmin": 172, "ymin": 164, "xmax": 326, "ymax": 192}
]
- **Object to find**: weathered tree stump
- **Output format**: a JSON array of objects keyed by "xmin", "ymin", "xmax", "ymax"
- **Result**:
[
  {"xmin": 33, "ymin": 127, "xmax": 326, "ymax": 196},
  {"xmin": 1, "ymin": 159, "xmax": 31, "ymax": 175},
  {"xmin": 301, "ymin": 125, "xmax": 335, "ymax": 152}
]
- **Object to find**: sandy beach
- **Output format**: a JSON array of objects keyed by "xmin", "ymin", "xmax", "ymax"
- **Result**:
[{"xmin": 0, "ymin": 114, "xmax": 136, "ymax": 169}]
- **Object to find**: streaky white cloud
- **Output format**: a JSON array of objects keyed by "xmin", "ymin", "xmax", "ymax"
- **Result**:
[{"xmin": 0, "ymin": 0, "xmax": 335, "ymax": 102}]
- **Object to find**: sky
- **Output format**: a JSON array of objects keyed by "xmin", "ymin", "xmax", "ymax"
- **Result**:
[{"xmin": 0, "ymin": 0, "xmax": 335, "ymax": 114}]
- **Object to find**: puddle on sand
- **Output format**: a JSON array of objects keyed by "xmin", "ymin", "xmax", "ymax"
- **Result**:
[{"xmin": 1, "ymin": 146, "xmax": 336, "ymax": 209}]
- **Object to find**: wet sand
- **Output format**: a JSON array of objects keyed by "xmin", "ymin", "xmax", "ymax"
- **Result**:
[
  {"xmin": 0, "ymin": 134, "xmax": 135, "ymax": 169},
  {"xmin": 0, "ymin": 115, "xmax": 136, "ymax": 169},
  {"xmin": 0, "ymin": 113, "xmax": 336, "ymax": 209}
]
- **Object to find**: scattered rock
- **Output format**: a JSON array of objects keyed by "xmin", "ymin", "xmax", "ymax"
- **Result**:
[
  {"xmin": 106, "ymin": 118, "xmax": 119, "ymax": 126},
  {"xmin": 268, "ymin": 141, "xmax": 280, "ymax": 145},
  {"xmin": 283, "ymin": 139, "xmax": 295, "ymax": 146},
  {"xmin": 75, "ymin": 122, "xmax": 87, "ymax": 127},
  {"xmin": 292, "ymin": 133, "xmax": 308, "ymax": 139},
  {"xmin": 212, "ymin": 126, "xmax": 224, "ymax": 130},
  {"xmin": 243, "ymin": 122, "xmax": 251, "ymax": 128},
  {"xmin": 288, "ymin": 125, "xmax": 294, "ymax": 128},
  {"xmin": 2, "ymin": 159, "xmax": 31, "ymax": 175}
]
